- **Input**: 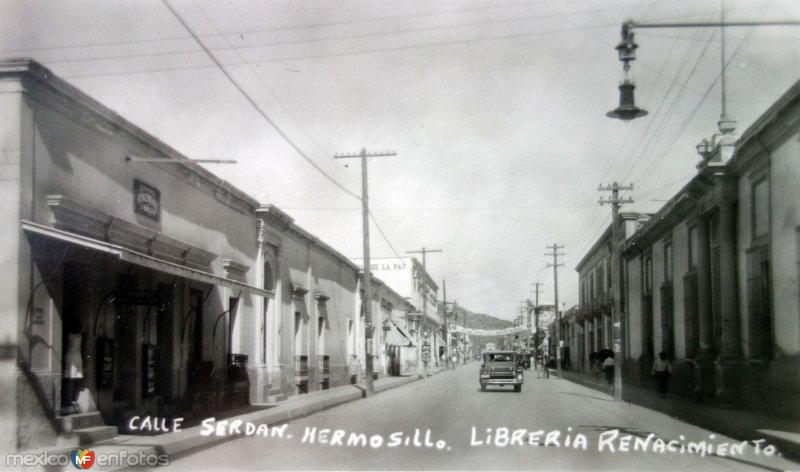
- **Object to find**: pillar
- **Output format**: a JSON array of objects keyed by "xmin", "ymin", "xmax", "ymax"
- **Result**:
[
  {"xmin": 715, "ymin": 194, "xmax": 742, "ymax": 403},
  {"xmin": 694, "ymin": 216, "xmax": 716, "ymax": 398}
]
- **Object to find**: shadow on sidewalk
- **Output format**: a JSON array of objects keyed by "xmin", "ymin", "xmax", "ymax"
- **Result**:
[{"xmin": 556, "ymin": 368, "xmax": 800, "ymax": 463}]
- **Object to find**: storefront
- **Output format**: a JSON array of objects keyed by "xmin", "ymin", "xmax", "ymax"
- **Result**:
[{"xmin": 2, "ymin": 59, "xmax": 271, "ymax": 449}]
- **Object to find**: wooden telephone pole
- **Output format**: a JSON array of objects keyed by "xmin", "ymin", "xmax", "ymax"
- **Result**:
[
  {"xmin": 407, "ymin": 247, "xmax": 442, "ymax": 364},
  {"xmin": 599, "ymin": 182, "xmax": 633, "ymax": 402},
  {"xmin": 334, "ymin": 148, "xmax": 395, "ymax": 397},
  {"xmin": 545, "ymin": 244, "xmax": 564, "ymax": 379}
]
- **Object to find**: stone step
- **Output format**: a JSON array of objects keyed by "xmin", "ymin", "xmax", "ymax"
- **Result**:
[
  {"xmin": 267, "ymin": 393, "xmax": 288, "ymax": 403},
  {"xmin": 57, "ymin": 412, "xmax": 105, "ymax": 433},
  {"xmin": 71, "ymin": 425, "xmax": 118, "ymax": 446}
]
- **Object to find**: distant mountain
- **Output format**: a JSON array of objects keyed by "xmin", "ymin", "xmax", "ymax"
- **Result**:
[{"xmin": 437, "ymin": 302, "xmax": 513, "ymax": 349}]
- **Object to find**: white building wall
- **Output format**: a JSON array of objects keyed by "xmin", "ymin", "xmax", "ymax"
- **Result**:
[
  {"xmin": 626, "ymin": 257, "xmax": 642, "ymax": 359},
  {"xmin": 673, "ymin": 222, "xmax": 689, "ymax": 358},
  {"xmin": 770, "ymin": 136, "xmax": 800, "ymax": 355}
]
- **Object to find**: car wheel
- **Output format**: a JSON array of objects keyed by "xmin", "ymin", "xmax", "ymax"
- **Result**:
[
  {"xmin": 514, "ymin": 385, "xmax": 521, "ymax": 392},
  {"xmin": 481, "ymin": 385, "xmax": 486, "ymax": 392}
]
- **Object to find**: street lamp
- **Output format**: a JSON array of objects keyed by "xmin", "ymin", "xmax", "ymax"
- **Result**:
[
  {"xmin": 695, "ymin": 138, "xmax": 713, "ymax": 161},
  {"xmin": 607, "ymin": 21, "xmax": 647, "ymax": 121},
  {"xmin": 607, "ymin": 16, "xmax": 800, "ymax": 123}
]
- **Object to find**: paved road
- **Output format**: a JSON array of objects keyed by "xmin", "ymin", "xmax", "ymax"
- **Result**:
[{"xmin": 167, "ymin": 364, "xmax": 798, "ymax": 471}]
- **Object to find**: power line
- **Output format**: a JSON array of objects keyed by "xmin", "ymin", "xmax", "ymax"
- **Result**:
[
  {"xmin": 617, "ymin": 27, "xmax": 717, "ymax": 184},
  {"xmin": 1, "ymin": 0, "xmax": 688, "ymax": 57},
  {"xmin": 632, "ymin": 17, "xmax": 760, "ymax": 188},
  {"xmin": 281, "ymin": 203, "xmax": 595, "ymax": 212},
  {"xmin": 29, "ymin": 6, "xmax": 742, "ymax": 79},
  {"xmin": 193, "ymin": 2, "xmax": 358, "ymax": 189},
  {"xmin": 600, "ymin": 0, "xmax": 718, "ymax": 185},
  {"xmin": 160, "ymin": 0, "xmax": 360, "ymax": 202},
  {"xmin": 368, "ymin": 211, "xmax": 407, "ymax": 267},
  {"xmin": 604, "ymin": 9, "xmax": 714, "ymax": 184}
]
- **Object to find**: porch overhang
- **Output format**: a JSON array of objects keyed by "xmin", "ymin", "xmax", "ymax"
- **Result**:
[{"xmin": 22, "ymin": 220, "xmax": 274, "ymax": 299}]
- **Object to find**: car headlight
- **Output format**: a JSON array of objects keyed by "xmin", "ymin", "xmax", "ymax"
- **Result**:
[{"xmin": 517, "ymin": 374, "xmax": 522, "ymax": 380}]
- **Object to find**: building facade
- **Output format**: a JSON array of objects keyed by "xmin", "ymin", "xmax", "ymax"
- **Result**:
[
  {"xmin": 1, "ymin": 60, "xmax": 275, "ymax": 450},
  {"xmin": 0, "ymin": 59, "xmax": 398, "ymax": 451},
  {"xmin": 620, "ymin": 79, "xmax": 800, "ymax": 416},
  {"xmin": 354, "ymin": 257, "xmax": 441, "ymax": 370},
  {"xmin": 574, "ymin": 214, "xmax": 649, "ymax": 373}
]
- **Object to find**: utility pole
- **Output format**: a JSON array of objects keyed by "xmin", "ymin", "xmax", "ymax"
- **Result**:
[
  {"xmin": 453, "ymin": 300, "xmax": 459, "ymax": 366},
  {"xmin": 599, "ymin": 182, "xmax": 634, "ymax": 402},
  {"xmin": 334, "ymin": 148, "xmax": 396, "ymax": 397},
  {"xmin": 407, "ymin": 246, "xmax": 442, "ymax": 366},
  {"xmin": 546, "ymin": 244, "xmax": 564, "ymax": 379},
  {"xmin": 442, "ymin": 280, "xmax": 447, "ymax": 371},
  {"xmin": 531, "ymin": 282, "xmax": 543, "ymax": 348},
  {"xmin": 406, "ymin": 247, "xmax": 442, "ymax": 270}
]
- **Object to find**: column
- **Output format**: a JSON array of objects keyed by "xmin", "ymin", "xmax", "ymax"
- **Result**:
[
  {"xmin": 270, "ymin": 246, "xmax": 283, "ymax": 377},
  {"xmin": 715, "ymin": 192, "xmax": 742, "ymax": 403},
  {"xmin": 694, "ymin": 216, "xmax": 715, "ymax": 398},
  {"xmin": 306, "ymin": 255, "xmax": 317, "ymax": 390}
]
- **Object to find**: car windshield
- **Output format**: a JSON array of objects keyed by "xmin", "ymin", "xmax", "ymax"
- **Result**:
[{"xmin": 486, "ymin": 353, "xmax": 514, "ymax": 362}]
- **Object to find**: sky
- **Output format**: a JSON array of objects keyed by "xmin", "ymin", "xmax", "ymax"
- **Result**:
[{"xmin": 2, "ymin": 0, "xmax": 798, "ymax": 321}]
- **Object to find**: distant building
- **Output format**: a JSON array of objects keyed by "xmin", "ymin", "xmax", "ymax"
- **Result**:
[
  {"xmin": 352, "ymin": 256, "xmax": 441, "ymax": 369},
  {"xmin": 574, "ymin": 214, "xmax": 650, "ymax": 372}
]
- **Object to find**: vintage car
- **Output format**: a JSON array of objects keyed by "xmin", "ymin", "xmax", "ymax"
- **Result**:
[{"xmin": 479, "ymin": 350, "xmax": 523, "ymax": 392}]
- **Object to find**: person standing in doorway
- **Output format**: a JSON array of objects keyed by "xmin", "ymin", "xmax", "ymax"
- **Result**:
[
  {"xmin": 602, "ymin": 352, "xmax": 615, "ymax": 386},
  {"xmin": 651, "ymin": 351, "xmax": 672, "ymax": 398},
  {"xmin": 63, "ymin": 326, "xmax": 84, "ymax": 414}
]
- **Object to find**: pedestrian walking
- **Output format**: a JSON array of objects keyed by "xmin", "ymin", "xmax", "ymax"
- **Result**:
[
  {"xmin": 651, "ymin": 351, "xmax": 672, "ymax": 398},
  {"xmin": 589, "ymin": 352, "xmax": 600, "ymax": 380},
  {"xmin": 543, "ymin": 354, "xmax": 550, "ymax": 379},
  {"xmin": 602, "ymin": 352, "xmax": 615, "ymax": 386}
]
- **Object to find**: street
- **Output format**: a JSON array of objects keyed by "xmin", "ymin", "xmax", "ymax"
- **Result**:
[{"xmin": 166, "ymin": 365, "xmax": 798, "ymax": 471}]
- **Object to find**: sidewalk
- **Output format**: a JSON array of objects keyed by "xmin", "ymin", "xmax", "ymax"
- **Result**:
[
  {"xmin": 31, "ymin": 364, "xmax": 454, "ymax": 469},
  {"xmin": 555, "ymin": 368, "xmax": 800, "ymax": 461}
]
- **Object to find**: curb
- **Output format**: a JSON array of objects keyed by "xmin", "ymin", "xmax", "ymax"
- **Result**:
[{"xmin": 93, "ymin": 368, "xmax": 445, "ymax": 464}]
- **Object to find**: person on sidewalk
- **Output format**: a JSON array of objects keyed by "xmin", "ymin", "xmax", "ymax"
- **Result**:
[
  {"xmin": 602, "ymin": 352, "xmax": 615, "ymax": 386},
  {"xmin": 590, "ymin": 352, "xmax": 600, "ymax": 380},
  {"xmin": 651, "ymin": 351, "xmax": 672, "ymax": 398},
  {"xmin": 543, "ymin": 354, "xmax": 550, "ymax": 379}
]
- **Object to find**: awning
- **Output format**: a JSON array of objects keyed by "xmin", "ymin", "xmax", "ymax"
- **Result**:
[
  {"xmin": 394, "ymin": 323, "xmax": 417, "ymax": 347},
  {"xmin": 383, "ymin": 321, "xmax": 415, "ymax": 347},
  {"xmin": 22, "ymin": 220, "xmax": 274, "ymax": 299}
]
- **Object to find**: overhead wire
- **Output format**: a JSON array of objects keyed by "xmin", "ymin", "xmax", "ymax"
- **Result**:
[
  {"xmin": 187, "ymin": 1, "xmax": 410, "ymax": 272},
  {"xmin": 160, "ymin": 0, "xmax": 361, "ymax": 201},
  {"xmin": 631, "ymin": 10, "xmax": 766, "ymax": 188},
  {"xmin": 616, "ymin": 27, "xmax": 717, "ymax": 184},
  {"xmin": 3, "ymin": 0, "xmax": 692, "ymax": 58},
  {"xmin": 0, "ymin": 0, "xmax": 565, "ymax": 56},
  {"xmin": 562, "ymin": 3, "xmax": 771, "ymax": 269},
  {"xmin": 33, "ymin": 6, "xmax": 742, "ymax": 83},
  {"xmin": 193, "ymin": 2, "xmax": 358, "ymax": 189},
  {"xmin": 557, "ymin": 2, "xmax": 715, "ymax": 262}
]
